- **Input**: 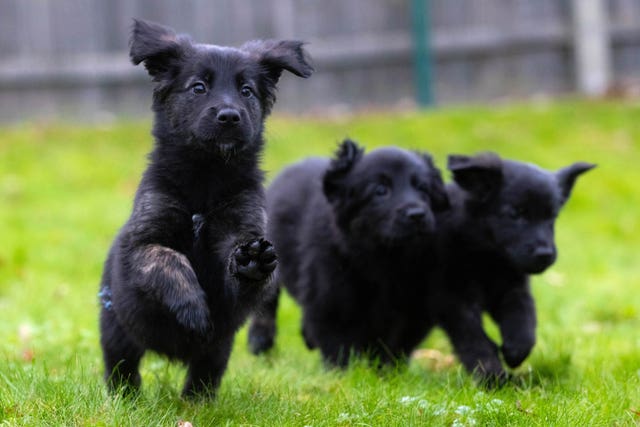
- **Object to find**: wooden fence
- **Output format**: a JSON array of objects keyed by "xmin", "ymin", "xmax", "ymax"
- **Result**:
[{"xmin": 0, "ymin": 0, "xmax": 639, "ymax": 122}]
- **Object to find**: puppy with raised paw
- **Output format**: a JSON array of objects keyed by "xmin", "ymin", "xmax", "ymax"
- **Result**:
[
  {"xmin": 248, "ymin": 139, "xmax": 449, "ymax": 367},
  {"xmin": 433, "ymin": 152, "xmax": 594, "ymax": 384},
  {"xmin": 98, "ymin": 19, "xmax": 312, "ymax": 398}
]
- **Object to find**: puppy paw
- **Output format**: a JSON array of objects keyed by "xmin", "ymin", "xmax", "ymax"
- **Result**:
[
  {"xmin": 247, "ymin": 318, "xmax": 276, "ymax": 355},
  {"xmin": 476, "ymin": 370, "xmax": 509, "ymax": 389},
  {"xmin": 464, "ymin": 354, "xmax": 507, "ymax": 388},
  {"xmin": 174, "ymin": 295, "xmax": 211, "ymax": 337},
  {"xmin": 501, "ymin": 343, "xmax": 533, "ymax": 369},
  {"xmin": 301, "ymin": 324, "xmax": 317, "ymax": 350},
  {"xmin": 231, "ymin": 238, "xmax": 277, "ymax": 283}
]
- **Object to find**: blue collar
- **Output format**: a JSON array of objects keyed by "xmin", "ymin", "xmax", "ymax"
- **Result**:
[{"xmin": 98, "ymin": 286, "xmax": 113, "ymax": 311}]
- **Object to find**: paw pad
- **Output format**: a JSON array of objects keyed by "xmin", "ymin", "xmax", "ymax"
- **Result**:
[{"xmin": 232, "ymin": 238, "xmax": 277, "ymax": 282}]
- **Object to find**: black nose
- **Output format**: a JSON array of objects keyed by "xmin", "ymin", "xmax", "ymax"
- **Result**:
[
  {"xmin": 404, "ymin": 206, "xmax": 426, "ymax": 222},
  {"xmin": 216, "ymin": 108, "xmax": 241, "ymax": 125},
  {"xmin": 532, "ymin": 247, "xmax": 556, "ymax": 268}
]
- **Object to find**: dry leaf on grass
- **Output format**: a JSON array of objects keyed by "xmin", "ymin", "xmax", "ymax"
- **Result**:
[{"xmin": 411, "ymin": 348, "xmax": 455, "ymax": 371}]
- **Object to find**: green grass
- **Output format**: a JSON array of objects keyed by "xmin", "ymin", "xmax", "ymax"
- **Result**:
[{"xmin": 1, "ymin": 100, "xmax": 639, "ymax": 426}]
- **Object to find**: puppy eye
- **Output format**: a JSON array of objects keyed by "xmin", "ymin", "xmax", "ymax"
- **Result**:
[
  {"xmin": 374, "ymin": 183, "xmax": 390, "ymax": 197},
  {"xmin": 507, "ymin": 205, "xmax": 526, "ymax": 219},
  {"xmin": 240, "ymin": 85, "xmax": 253, "ymax": 98},
  {"xmin": 192, "ymin": 82, "xmax": 207, "ymax": 95},
  {"xmin": 416, "ymin": 182, "xmax": 430, "ymax": 194}
]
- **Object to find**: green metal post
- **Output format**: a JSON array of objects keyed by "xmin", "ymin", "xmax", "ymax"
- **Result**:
[{"xmin": 411, "ymin": 0, "xmax": 434, "ymax": 107}]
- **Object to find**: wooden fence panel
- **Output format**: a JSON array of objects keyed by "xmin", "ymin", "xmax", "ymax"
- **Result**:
[{"xmin": 0, "ymin": 0, "xmax": 638, "ymax": 122}]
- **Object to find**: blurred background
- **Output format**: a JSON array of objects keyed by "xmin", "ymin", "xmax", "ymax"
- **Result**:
[
  {"xmin": 1, "ymin": 0, "xmax": 640, "ymax": 123},
  {"xmin": 1, "ymin": 2, "xmax": 639, "ymax": 424}
]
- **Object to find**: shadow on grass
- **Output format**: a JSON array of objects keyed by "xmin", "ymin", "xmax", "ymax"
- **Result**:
[{"xmin": 509, "ymin": 349, "xmax": 573, "ymax": 389}]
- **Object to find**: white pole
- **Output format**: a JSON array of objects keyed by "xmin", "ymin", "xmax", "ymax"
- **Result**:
[{"xmin": 572, "ymin": 0, "xmax": 612, "ymax": 96}]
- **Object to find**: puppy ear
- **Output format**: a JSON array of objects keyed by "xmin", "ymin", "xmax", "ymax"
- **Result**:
[
  {"xmin": 556, "ymin": 162, "xmax": 596, "ymax": 203},
  {"xmin": 242, "ymin": 40, "xmax": 313, "ymax": 114},
  {"xmin": 129, "ymin": 19, "xmax": 189, "ymax": 79},
  {"xmin": 448, "ymin": 152, "xmax": 503, "ymax": 201},
  {"xmin": 323, "ymin": 138, "xmax": 364, "ymax": 203},
  {"xmin": 419, "ymin": 152, "xmax": 450, "ymax": 211},
  {"xmin": 244, "ymin": 40, "xmax": 314, "ymax": 81}
]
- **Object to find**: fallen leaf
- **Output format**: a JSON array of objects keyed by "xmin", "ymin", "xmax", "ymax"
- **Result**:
[
  {"xmin": 411, "ymin": 348, "xmax": 456, "ymax": 371},
  {"xmin": 22, "ymin": 348, "xmax": 35, "ymax": 363},
  {"xmin": 516, "ymin": 400, "xmax": 534, "ymax": 416}
]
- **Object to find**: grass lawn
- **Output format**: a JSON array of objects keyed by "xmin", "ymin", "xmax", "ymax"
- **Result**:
[{"xmin": 1, "ymin": 100, "xmax": 639, "ymax": 426}]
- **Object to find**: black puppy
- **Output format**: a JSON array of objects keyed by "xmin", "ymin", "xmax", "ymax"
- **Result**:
[
  {"xmin": 98, "ymin": 19, "xmax": 312, "ymax": 397},
  {"xmin": 248, "ymin": 139, "xmax": 449, "ymax": 366},
  {"xmin": 434, "ymin": 152, "xmax": 594, "ymax": 382}
]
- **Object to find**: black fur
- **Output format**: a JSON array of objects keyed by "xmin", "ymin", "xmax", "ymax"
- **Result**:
[
  {"xmin": 99, "ymin": 19, "xmax": 312, "ymax": 398},
  {"xmin": 248, "ymin": 139, "xmax": 449, "ymax": 366},
  {"xmin": 433, "ymin": 152, "xmax": 595, "ymax": 383}
]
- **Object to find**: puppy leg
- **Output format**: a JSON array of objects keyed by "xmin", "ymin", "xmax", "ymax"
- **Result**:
[
  {"xmin": 130, "ymin": 244, "xmax": 211, "ymax": 337},
  {"xmin": 247, "ymin": 285, "xmax": 280, "ymax": 354},
  {"xmin": 440, "ymin": 304, "xmax": 505, "ymax": 384},
  {"xmin": 100, "ymin": 307, "xmax": 145, "ymax": 394},
  {"xmin": 182, "ymin": 338, "xmax": 233, "ymax": 399},
  {"xmin": 320, "ymin": 342, "xmax": 353, "ymax": 368},
  {"xmin": 307, "ymin": 321, "xmax": 361, "ymax": 368},
  {"xmin": 490, "ymin": 286, "xmax": 537, "ymax": 369},
  {"xmin": 301, "ymin": 316, "xmax": 317, "ymax": 350}
]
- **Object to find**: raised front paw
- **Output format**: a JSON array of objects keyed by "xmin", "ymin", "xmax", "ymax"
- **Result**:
[
  {"xmin": 231, "ymin": 238, "xmax": 277, "ymax": 283},
  {"xmin": 174, "ymin": 293, "xmax": 211, "ymax": 337}
]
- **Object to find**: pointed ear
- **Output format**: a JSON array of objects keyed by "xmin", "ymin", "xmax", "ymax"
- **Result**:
[
  {"xmin": 556, "ymin": 162, "xmax": 596, "ymax": 202},
  {"xmin": 129, "ymin": 19, "xmax": 189, "ymax": 80},
  {"xmin": 243, "ymin": 39, "xmax": 314, "ymax": 81},
  {"xmin": 323, "ymin": 138, "xmax": 364, "ymax": 203},
  {"xmin": 448, "ymin": 152, "xmax": 503, "ymax": 201},
  {"xmin": 418, "ymin": 152, "xmax": 450, "ymax": 211}
]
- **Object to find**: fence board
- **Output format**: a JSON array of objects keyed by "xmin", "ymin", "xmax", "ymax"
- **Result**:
[{"xmin": 0, "ymin": 0, "xmax": 639, "ymax": 122}]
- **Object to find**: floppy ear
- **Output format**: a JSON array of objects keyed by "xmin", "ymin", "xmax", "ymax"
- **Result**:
[
  {"xmin": 243, "ymin": 39, "xmax": 314, "ymax": 81},
  {"xmin": 448, "ymin": 152, "xmax": 503, "ymax": 201},
  {"xmin": 556, "ymin": 162, "xmax": 596, "ymax": 203},
  {"xmin": 129, "ymin": 19, "xmax": 189, "ymax": 80},
  {"xmin": 419, "ymin": 152, "xmax": 450, "ymax": 211},
  {"xmin": 323, "ymin": 138, "xmax": 364, "ymax": 203},
  {"xmin": 242, "ymin": 40, "xmax": 314, "ymax": 113}
]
